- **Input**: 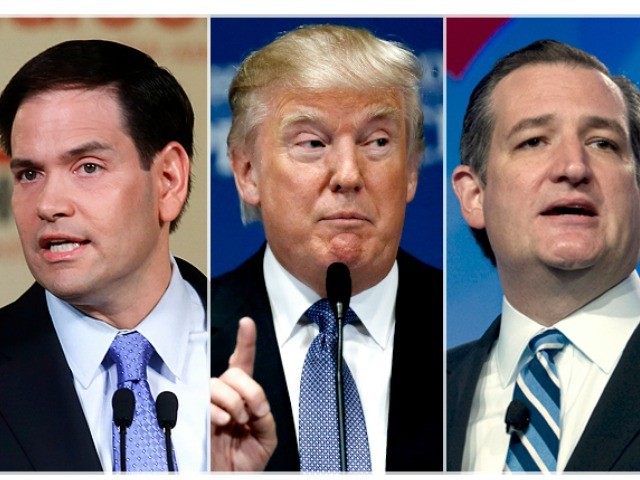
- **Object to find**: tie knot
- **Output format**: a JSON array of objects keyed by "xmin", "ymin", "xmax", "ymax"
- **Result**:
[
  {"xmin": 107, "ymin": 331, "xmax": 154, "ymax": 385},
  {"xmin": 529, "ymin": 329, "xmax": 569, "ymax": 355},
  {"xmin": 304, "ymin": 298, "xmax": 357, "ymax": 334}
]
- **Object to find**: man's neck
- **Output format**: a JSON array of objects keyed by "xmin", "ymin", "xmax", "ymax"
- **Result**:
[
  {"xmin": 67, "ymin": 258, "xmax": 173, "ymax": 330},
  {"xmin": 499, "ymin": 264, "xmax": 631, "ymax": 326}
]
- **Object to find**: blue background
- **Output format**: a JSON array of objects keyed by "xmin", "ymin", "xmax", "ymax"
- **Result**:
[
  {"xmin": 447, "ymin": 18, "xmax": 640, "ymax": 347},
  {"xmin": 211, "ymin": 18, "xmax": 443, "ymax": 278}
]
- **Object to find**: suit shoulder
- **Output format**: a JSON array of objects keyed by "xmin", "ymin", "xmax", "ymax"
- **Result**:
[
  {"xmin": 212, "ymin": 250, "xmax": 262, "ymax": 299},
  {"xmin": 447, "ymin": 339, "xmax": 482, "ymax": 369},
  {"xmin": 447, "ymin": 316, "xmax": 500, "ymax": 373},
  {"xmin": 397, "ymin": 249, "xmax": 442, "ymax": 280},
  {"xmin": 0, "ymin": 283, "xmax": 48, "ymax": 346}
]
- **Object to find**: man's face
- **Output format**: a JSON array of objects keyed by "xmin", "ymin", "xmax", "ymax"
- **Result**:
[
  {"xmin": 10, "ymin": 88, "xmax": 168, "ymax": 308},
  {"xmin": 234, "ymin": 88, "xmax": 417, "ymax": 294},
  {"xmin": 467, "ymin": 64, "xmax": 640, "ymax": 280}
]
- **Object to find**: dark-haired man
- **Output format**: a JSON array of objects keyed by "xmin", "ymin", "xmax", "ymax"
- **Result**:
[
  {"xmin": 449, "ymin": 39, "xmax": 640, "ymax": 471},
  {"xmin": 0, "ymin": 40, "xmax": 207, "ymax": 472}
]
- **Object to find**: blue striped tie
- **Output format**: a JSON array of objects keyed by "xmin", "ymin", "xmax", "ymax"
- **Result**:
[{"xmin": 505, "ymin": 329, "xmax": 568, "ymax": 472}]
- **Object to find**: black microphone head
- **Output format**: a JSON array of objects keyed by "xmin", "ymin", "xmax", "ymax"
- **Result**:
[
  {"xmin": 505, "ymin": 399, "xmax": 530, "ymax": 433},
  {"xmin": 156, "ymin": 391, "xmax": 179, "ymax": 429},
  {"xmin": 326, "ymin": 262, "xmax": 352, "ymax": 312},
  {"xmin": 112, "ymin": 387, "xmax": 135, "ymax": 428}
]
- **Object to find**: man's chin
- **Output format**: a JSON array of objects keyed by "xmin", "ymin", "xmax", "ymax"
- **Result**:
[{"xmin": 542, "ymin": 255, "xmax": 598, "ymax": 272}]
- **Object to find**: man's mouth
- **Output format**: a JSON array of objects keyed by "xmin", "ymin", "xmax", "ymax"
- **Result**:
[
  {"xmin": 48, "ymin": 241, "xmax": 82, "ymax": 253},
  {"xmin": 540, "ymin": 202, "xmax": 597, "ymax": 217},
  {"xmin": 39, "ymin": 237, "xmax": 89, "ymax": 253}
]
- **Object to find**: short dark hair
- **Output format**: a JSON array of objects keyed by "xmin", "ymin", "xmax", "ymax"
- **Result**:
[
  {"xmin": 460, "ymin": 39, "xmax": 640, "ymax": 264},
  {"xmin": 0, "ymin": 39, "xmax": 195, "ymax": 232}
]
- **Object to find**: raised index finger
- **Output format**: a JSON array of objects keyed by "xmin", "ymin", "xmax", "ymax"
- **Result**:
[{"xmin": 228, "ymin": 317, "xmax": 257, "ymax": 376}]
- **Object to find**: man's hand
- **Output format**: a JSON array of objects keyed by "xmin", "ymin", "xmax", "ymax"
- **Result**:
[{"xmin": 211, "ymin": 317, "xmax": 277, "ymax": 471}]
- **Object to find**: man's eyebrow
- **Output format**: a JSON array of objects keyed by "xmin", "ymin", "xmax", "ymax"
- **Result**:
[
  {"xmin": 9, "ymin": 158, "xmax": 37, "ymax": 170},
  {"xmin": 9, "ymin": 141, "xmax": 114, "ymax": 170},
  {"xmin": 580, "ymin": 115, "xmax": 627, "ymax": 139},
  {"xmin": 359, "ymin": 105, "xmax": 402, "ymax": 124},
  {"xmin": 280, "ymin": 110, "xmax": 326, "ymax": 131},
  {"xmin": 506, "ymin": 114, "xmax": 555, "ymax": 140},
  {"xmin": 280, "ymin": 105, "xmax": 401, "ymax": 131},
  {"xmin": 62, "ymin": 141, "xmax": 114, "ymax": 159}
]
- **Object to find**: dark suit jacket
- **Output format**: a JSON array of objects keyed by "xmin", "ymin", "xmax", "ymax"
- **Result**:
[
  {"xmin": 211, "ymin": 246, "xmax": 443, "ymax": 471},
  {"xmin": 0, "ymin": 258, "xmax": 207, "ymax": 471},
  {"xmin": 447, "ymin": 317, "xmax": 640, "ymax": 471}
]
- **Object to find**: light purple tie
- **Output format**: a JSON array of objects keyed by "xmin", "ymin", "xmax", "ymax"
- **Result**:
[{"xmin": 108, "ymin": 331, "xmax": 176, "ymax": 472}]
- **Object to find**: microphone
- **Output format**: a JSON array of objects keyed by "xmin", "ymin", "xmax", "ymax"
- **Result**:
[
  {"xmin": 112, "ymin": 387, "xmax": 135, "ymax": 472},
  {"xmin": 505, "ymin": 399, "xmax": 530, "ymax": 434},
  {"xmin": 156, "ymin": 391, "xmax": 179, "ymax": 472},
  {"xmin": 327, "ymin": 262, "xmax": 351, "ymax": 319},
  {"xmin": 326, "ymin": 262, "xmax": 351, "ymax": 472}
]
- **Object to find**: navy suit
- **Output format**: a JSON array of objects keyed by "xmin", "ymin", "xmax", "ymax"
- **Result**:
[
  {"xmin": 447, "ymin": 317, "xmax": 640, "ymax": 471},
  {"xmin": 0, "ymin": 258, "xmax": 206, "ymax": 471},
  {"xmin": 211, "ymin": 246, "xmax": 443, "ymax": 471}
]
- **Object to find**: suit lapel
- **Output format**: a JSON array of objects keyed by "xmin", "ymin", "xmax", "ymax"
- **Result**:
[
  {"xmin": 0, "ymin": 284, "xmax": 101, "ymax": 471},
  {"xmin": 386, "ymin": 250, "xmax": 443, "ymax": 471},
  {"xmin": 446, "ymin": 318, "xmax": 500, "ymax": 471},
  {"xmin": 565, "ymin": 322, "xmax": 640, "ymax": 471}
]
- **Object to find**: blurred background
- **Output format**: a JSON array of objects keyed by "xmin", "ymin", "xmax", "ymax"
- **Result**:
[
  {"xmin": 0, "ymin": 17, "xmax": 208, "ymax": 306},
  {"xmin": 447, "ymin": 17, "xmax": 640, "ymax": 347},
  {"xmin": 211, "ymin": 17, "xmax": 443, "ymax": 278}
]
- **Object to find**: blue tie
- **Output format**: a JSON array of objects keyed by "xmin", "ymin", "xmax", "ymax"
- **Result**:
[
  {"xmin": 298, "ymin": 299, "xmax": 371, "ymax": 471},
  {"xmin": 505, "ymin": 329, "xmax": 568, "ymax": 472},
  {"xmin": 108, "ymin": 331, "xmax": 177, "ymax": 472}
]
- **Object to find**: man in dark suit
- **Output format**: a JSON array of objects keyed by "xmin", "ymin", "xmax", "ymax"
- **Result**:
[
  {"xmin": 211, "ymin": 24, "xmax": 442, "ymax": 472},
  {"xmin": 0, "ymin": 40, "xmax": 207, "ymax": 471},
  {"xmin": 449, "ymin": 39, "xmax": 640, "ymax": 471}
]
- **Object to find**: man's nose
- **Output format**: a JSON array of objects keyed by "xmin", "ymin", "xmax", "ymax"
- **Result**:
[
  {"xmin": 329, "ymin": 141, "xmax": 364, "ymax": 193},
  {"xmin": 36, "ymin": 176, "xmax": 74, "ymax": 221},
  {"xmin": 549, "ymin": 139, "xmax": 593, "ymax": 186}
]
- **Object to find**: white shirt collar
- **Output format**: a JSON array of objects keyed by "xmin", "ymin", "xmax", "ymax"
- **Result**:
[
  {"xmin": 264, "ymin": 245, "xmax": 397, "ymax": 350},
  {"xmin": 496, "ymin": 271, "xmax": 640, "ymax": 388},
  {"xmin": 48, "ymin": 256, "xmax": 203, "ymax": 389}
]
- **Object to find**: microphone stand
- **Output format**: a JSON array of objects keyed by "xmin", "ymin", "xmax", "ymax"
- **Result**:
[
  {"xmin": 326, "ymin": 262, "xmax": 351, "ymax": 472},
  {"xmin": 156, "ymin": 391, "xmax": 179, "ymax": 473},
  {"xmin": 164, "ymin": 428, "xmax": 175, "ymax": 472},
  {"xmin": 112, "ymin": 388, "xmax": 135, "ymax": 473},
  {"xmin": 335, "ymin": 300, "xmax": 347, "ymax": 472}
]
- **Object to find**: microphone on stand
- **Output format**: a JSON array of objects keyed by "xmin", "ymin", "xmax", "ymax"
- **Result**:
[
  {"xmin": 156, "ymin": 391, "xmax": 179, "ymax": 472},
  {"xmin": 326, "ymin": 262, "xmax": 351, "ymax": 472},
  {"xmin": 112, "ymin": 387, "xmax": 135, "ymax": 472}
]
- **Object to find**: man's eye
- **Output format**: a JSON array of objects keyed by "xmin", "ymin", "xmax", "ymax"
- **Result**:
[
  {"xmin": 16, "ymin": 169, "xmax": 39, "ymax": 183},
  {"xmin": 517, "ymin": 137, "xmax": 542, "ymax": 149},
  {"xmin": 300, "ymin": 139, "xmax": 325, "ymax": 148},
  {"xmin": 591, "ymin": 139, "xmax": 618, "ymax": 151},
  {"xmin": 80, "ymin": 163, "xmax": 101, "ymax": 174}
]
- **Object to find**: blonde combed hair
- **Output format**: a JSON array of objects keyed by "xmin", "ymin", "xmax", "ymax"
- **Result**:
[{"xmin": 227, "ymin": 24, "xmax": 424, "ymax": 223}]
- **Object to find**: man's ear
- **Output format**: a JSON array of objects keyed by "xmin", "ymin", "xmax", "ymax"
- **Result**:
[
  {"xmin": 230, "ymin": 145, "xmax": 260, "ymax": 206},
  {"xmin": 405, "ymin": 152, "xmax": 419, "ymax": 203},
  {"xmin": 155, "ymin": 141, "xmax": 190, "ymax": 224},
  {"xmin": 452, "ymin": 165, "xmax": 486, "ymax": 229}
]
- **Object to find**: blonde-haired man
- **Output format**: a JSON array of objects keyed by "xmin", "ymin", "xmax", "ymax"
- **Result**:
[{"xmin": 211, "ymin": 24, "xmax": 442, "ymax": 472}]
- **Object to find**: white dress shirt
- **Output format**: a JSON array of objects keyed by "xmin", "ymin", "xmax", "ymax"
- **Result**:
[
  {"xmin": 462, "ymin": 271, "xmax": 640, "ymax": 472},
  {"xmin": 48, "ymin": 256, "xmax": 208, "ymax": 472},
  {"xmin": 264, "ymin": 246, "xmax": 397, "ymax": 473}
]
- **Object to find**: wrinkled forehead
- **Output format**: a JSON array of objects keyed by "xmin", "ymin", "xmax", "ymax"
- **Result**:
[
  {"xmin": 490, "ymin": 63, "xmax": 628, "ymax": 134},
  {"xmin": 260, "ymin": 85, "xmax": 408, "ymax": 132}
]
